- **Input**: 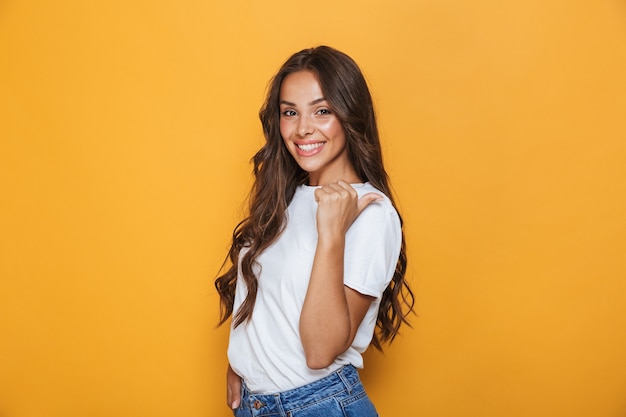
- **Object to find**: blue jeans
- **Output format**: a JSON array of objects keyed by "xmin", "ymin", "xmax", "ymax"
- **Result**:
[{"xmin": 233, "ymin": 365, "xmax": 378, "ymax": 417}]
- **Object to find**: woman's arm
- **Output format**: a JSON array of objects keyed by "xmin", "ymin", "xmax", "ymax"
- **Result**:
[{"xmin": 299, "ymin": 180, "xmax": 382, "ymax": 369}]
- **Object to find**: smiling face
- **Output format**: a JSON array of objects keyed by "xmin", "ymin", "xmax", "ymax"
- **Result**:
[{"xmin": 279, "ymin": 71, "xmax": 360, "ymax": 186}]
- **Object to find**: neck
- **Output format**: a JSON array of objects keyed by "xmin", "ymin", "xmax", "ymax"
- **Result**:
[{"xmin": 308, "ymin": 173, "xmax": 362, "ymax": 186}]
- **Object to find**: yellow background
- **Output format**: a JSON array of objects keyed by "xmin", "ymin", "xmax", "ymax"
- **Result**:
[{"xmin": 1, "ymin": 0, "xmax": 625, "ymax": 416}]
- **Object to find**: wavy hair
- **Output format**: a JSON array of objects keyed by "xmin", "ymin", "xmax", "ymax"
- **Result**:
[{"xmin": 215, "ymin": 46, "xmax": 414, "ymax": 349}]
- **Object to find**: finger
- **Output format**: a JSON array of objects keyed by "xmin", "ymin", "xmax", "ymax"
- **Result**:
[
  {"xmin": 227, "ymin": 365, "xmax": 241, "ymax": 409},
  {"xmin": 322, "ymin": 182, "xmax": 356, "ymax": 199},
  {"xmin": 324, "ymin": 182, "xmax": 342, "ymax": 191},
  {"xmin": 356, "ymin": 192, "xmax": 384, "ymax": 214},
  {"xmin": 227, "ymin": 379, "xmax": 241, "ymax": 409},
  {"xmin": 315, "ymin": 184, "xmax": 341, "ymax": 202},
  {"xmin": 314, "ymin": 187, "xmax": 322, "ymax": 203},
  {"xmin": 335, "ymin": 179, "xmax": 353, "ymax": 190},
  {"xmin": 226, "ymin": 373, "xmax": 232, "ymax": 407},
  {"xmin": 230, "ymin": 384, "xmax": 241, "ymax": 409}
]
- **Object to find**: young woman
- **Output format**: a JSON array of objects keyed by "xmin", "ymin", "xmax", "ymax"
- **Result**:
[{"xmin": 215, "ymin": 45, "xmax": 413, "ymax": 417}]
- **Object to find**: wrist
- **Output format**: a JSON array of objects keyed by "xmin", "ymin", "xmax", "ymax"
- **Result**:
[{"xmin": 316, "ymin": 233, "xmax": 345, "ymax": 250}]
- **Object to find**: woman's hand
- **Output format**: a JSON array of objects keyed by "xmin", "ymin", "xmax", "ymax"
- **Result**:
[
  {"xmin": 313, "ymin": 180, "xmax": 382, "ymax": 240},
  {"xmin": 226, "ymin": 364, "xmax": 241, "ymax": 409}
]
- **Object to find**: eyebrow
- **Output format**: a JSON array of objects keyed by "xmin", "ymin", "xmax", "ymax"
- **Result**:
[{"xmin": 279, "ymin": 97, "xmax": 327, "ymax": 107}]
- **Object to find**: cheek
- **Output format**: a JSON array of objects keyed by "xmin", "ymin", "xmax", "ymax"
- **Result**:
[
  {"xmin": 279, "ymin": 118, "xmax": 290, "ymax": 139},
  {"xmin": 321, "ymin": 118, "xmax": 345, "ymax": 141},
  {"xmin": 279, "ymin": 122, "xmax": 293, "ymax": 152}
]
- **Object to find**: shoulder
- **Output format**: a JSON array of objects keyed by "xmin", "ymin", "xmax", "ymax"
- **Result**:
[
  {"xmin": 353, "ymin": 183, "xmax": 391, "ymax": 202},
  {"xmin": 350, "ymin": 183, "xmax": 401, "ymax": 237},
  {"xmin": 354, "ymin": 183, "xmax": 399, "ymax": 218}
]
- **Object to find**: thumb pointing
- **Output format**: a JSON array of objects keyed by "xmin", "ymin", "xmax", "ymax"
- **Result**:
[{"xmin": 357, "ymin": 192, "xmax": 384, "ymax": 214}]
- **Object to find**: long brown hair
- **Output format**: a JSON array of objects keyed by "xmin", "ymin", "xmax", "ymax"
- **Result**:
[{"xmin": 215, "ymin": 46, "xmax": 414, "ymax": 349}]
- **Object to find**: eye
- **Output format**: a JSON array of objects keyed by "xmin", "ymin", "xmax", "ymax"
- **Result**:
[
  {"xmin": 281, "ymin": 109, "xmax": 297, "ymax": 117},
  {"xmin": 316, "ymin": 108, "xmax": 332, "ymax": 115}
]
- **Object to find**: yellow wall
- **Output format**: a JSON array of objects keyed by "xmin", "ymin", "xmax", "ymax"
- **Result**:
[{"xmin": 1, "ymin": 1, "xmax": 625, "ymax": 416}]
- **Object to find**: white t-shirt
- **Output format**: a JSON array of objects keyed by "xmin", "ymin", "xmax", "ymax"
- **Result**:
[{"xmin": 227, "ymin": 183, "xmax": 402, "ymax": 394}]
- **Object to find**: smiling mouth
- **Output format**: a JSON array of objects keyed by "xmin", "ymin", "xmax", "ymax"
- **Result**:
[{"xmin": 297, "ymin": 142, "xmax": 324, "ymax": 152}]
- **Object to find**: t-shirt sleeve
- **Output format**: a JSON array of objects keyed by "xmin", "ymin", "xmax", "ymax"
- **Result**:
[{"xmin": 342, "ymin": 198, "xmax": 402, "ymax": 299}]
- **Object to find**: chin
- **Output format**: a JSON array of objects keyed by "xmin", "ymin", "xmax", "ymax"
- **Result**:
[{"xmin": 299, "ymin": 164, "xmax": 322, "ymax": 177}]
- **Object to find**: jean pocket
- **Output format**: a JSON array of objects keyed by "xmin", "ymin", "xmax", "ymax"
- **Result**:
[
  {"xmin": 288, "ymin": 397, "xmax": 342, "ymax": 417},
  {"xmin": 233, "ymin": 406, "xmax": 252, "ymax": 417},
  {"xmin": 339, "ymin": 390, "xmax": 378, "ymax": 417}
]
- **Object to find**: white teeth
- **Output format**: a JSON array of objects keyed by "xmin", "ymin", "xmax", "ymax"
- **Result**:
[{"xmin": 297, "ymin": 142, "xmax": 323, "ymax": 152}]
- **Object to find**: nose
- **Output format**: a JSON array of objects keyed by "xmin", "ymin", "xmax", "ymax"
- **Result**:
[{"xmin": 297, "ymin": 115, "xmax": 314, "ymax": 137}]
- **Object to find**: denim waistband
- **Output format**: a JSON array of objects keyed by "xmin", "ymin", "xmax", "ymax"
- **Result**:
[{"xmin": 239, "ymin": 365, "xmax": 362, "ymax": 416}]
